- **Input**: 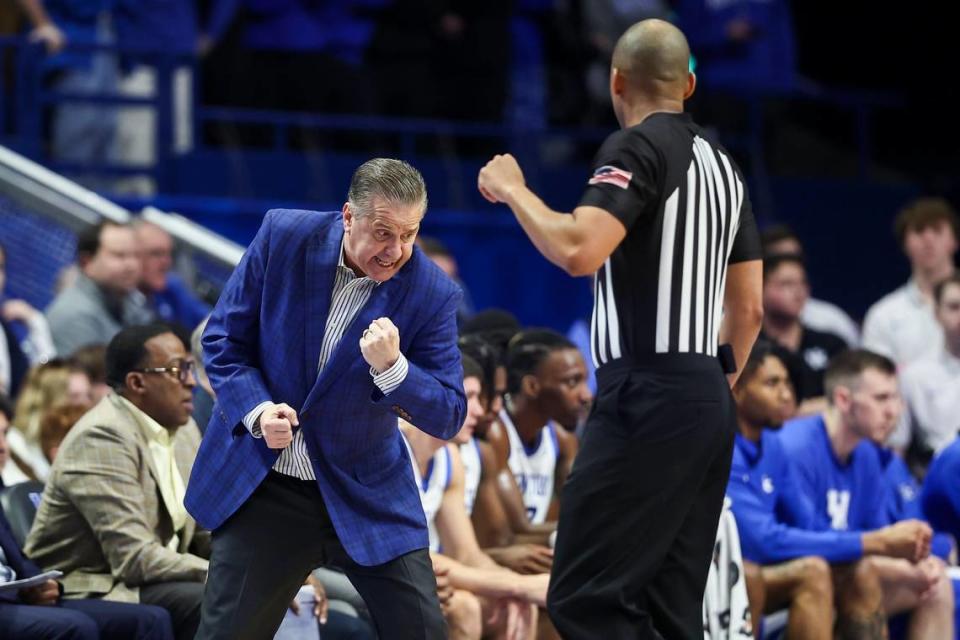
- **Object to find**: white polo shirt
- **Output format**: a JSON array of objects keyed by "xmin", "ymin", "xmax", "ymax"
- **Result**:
[
  {"xmin": 862, "ymin": 279, "xmax": 943, "ymax": 367},
  {"xmin": 891, "ymin": 349, "xmax": 960, "ymax": 453}
]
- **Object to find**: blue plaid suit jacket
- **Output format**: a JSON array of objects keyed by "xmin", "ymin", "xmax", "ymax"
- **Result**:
[{"xmin": 184, "ymin": 209, "xmax": 466, "ymax": 566}]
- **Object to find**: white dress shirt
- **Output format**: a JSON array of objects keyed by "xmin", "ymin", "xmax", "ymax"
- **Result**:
[
  {"xmin": 889, "ymin": 349, "xmax": 960, "ymax": 453},
  {"xmin": 242, "ymin": 244, "xmax": 408, "ymax": 480},
  {"xmin": 862, "ymin": 279, "xmax": 943, "ymax": 367}
]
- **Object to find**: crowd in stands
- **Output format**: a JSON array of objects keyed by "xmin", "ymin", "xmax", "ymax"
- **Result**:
[
  {"xmin": 0, "ymin": 185, "xmax": 958, "ymax": 639},
  {"xmin": 0, "ymin": 0, "xmax": 816, "ymax": 193}
]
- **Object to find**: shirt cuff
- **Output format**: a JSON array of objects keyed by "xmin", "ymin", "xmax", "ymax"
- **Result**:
[
  {"xmin": 243, "ymin": 401, "xmax": 273, "ymax": 438},
  {"xmin": 371, "ymin": 353, "xmax": 408, "ymax": 396}
]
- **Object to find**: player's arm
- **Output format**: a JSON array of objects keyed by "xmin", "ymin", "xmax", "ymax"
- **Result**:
[
  {"xmin": 435, "ymin": 445, "xmax": 501, "ymax": 571},
  {"xmin": 495, "ymin": 467, "xmax": 556, "ymax": 545},
  {"xmin": 554, "ymin": 426, "xmax": 579, "ymax": 501},
  {"xmin": 472, "ymin": 440, "xmax": 515, "ymax": 548},
  {"xmin": 485, "ymin": 421, "xmax": 555, "ymax": 543},
  {"xmin": 478, "ymin": 154, "xmax": 626, "ymax": 277}
]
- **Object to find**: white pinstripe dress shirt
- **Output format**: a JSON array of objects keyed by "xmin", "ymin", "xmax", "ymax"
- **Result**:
[{"xmin": 242, "ymin": 244, "xmax": 409, "ymax": 480}]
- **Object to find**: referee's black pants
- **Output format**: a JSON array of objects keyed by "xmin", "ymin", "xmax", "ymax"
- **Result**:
[{"xmin": 547, "ymin": 354, "xmax": 736, "ymax": 639}]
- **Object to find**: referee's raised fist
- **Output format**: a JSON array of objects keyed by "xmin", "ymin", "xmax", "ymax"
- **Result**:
[
  {"xmin": 478, "ymin": 153, "xmax": 525, "ymax": 204},
  {"xmin": 258, "ymin": 402, "xmax": 299, "ymax": 449}
]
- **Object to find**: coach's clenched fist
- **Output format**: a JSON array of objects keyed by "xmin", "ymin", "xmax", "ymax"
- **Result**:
[
  {"xmin": 360, "ymin": 317, "xmax": 400, "ymax": 373},
  {"xmin": 258, "ymin": 402, "xmax": 299, "ymax": 449}
]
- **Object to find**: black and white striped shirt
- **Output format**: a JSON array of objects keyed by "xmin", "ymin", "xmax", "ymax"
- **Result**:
[
  {"xmin": 580, "ymin": 112, "xmax": 761, "ymax": 368},
  {"xmin": 242, "ymin": 243, "xmax": 409, "ymax": 479}
]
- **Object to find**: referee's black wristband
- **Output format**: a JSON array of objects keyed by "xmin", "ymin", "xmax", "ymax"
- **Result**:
[{"xmin": 717, "ymin": 344, "xmax": 737, "ymax": 374}]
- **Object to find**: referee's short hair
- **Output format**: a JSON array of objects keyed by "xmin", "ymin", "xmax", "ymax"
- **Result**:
[
  {"xmin": 823, "ymin": 349, "xmax": 896, "ymax": 401},
  {"xmin": 505, "ymin": 329, "xmax": 577, "ymax": 395},
  {"xmin": 934, "ymin": 272, "xmax": 960, "ymax": 306},
  {"xmin": 894, "ymin": 197, "xmax": 959, "ymax": 247}
]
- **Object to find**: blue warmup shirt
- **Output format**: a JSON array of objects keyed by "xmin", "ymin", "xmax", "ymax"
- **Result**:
[
  {"xmin": 778, "ymin": 414, "xmax": 888, "ymax": 533},
  {"xmin": 922, "ymin": 438, "xmax": 960, "ymax": 546},
  {"xmin": 727, "ymin": 430, "xmax": 863, "ymax": 564},
  {"xmin": 876, "ymin": 445, "xmax": 955, "ymax": 560}
]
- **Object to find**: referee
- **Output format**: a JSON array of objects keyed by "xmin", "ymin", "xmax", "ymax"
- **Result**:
[{"xmin": 478, "ymin": 19, "xmax": 763, "ymax": 639}]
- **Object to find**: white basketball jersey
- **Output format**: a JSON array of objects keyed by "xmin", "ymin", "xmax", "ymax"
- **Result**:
[
  {"xmin": 500, "ymin": 409, "xmax": 558, "ymax": 525},
  {"xmin": 402, "ymin": 433, "xmax": 451, "ymax": 552},
  {"xmin": 460, "ymin": 437, "xmax": 483, "ymax": 516}
]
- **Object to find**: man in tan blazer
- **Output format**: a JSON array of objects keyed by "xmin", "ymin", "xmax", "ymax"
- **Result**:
[{"xmin": 26, "ymin": 323, "xmax": 209, "ymax": 640}]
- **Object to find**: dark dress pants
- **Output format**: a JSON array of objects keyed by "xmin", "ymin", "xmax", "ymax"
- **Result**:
[{"xmin": 195, "ymin": 471, "xmax": 445, "ymax": 640}]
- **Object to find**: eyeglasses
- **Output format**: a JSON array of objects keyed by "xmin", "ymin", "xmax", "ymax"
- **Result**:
[{"xmin": 134, "ymin": 359, "xmax": 195, "ymax": 384}]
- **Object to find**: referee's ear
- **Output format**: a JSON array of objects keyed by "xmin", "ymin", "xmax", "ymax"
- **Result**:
[{"xmin": 683, "ymin": 72, "xmax": 696, "ymax": 101}]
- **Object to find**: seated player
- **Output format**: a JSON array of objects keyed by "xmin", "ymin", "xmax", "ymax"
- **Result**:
[{"xmin": 779, "ymin": 350, "xmax": 954, "ymax": 638}]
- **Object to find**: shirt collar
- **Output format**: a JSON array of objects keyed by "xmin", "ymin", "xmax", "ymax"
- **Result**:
[
  {"xmin": 338, "ymin": 240, "xmax": 380, "ymax": 286},
  {"xmin": 113, "ymin": 394, "xmax": 173, "ymax": 446},
  {"xmin": 940, "ymin": 348, "xmax": 960, "ymax": 375},
  {"xmin": 904, "ymin": 279, "xmax": 927, "ymax": 307}
]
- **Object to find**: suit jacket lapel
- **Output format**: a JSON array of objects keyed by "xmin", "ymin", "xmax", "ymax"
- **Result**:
[
  {"xmin": 110, "ymin": 396, "xmax": 165, "ymax": 498},
  {"xmin": 304, "ymin": 221, "xmax": 343, "ymax": 391},
  {"xmin": 173, "ymin": 426, "xmax": 198, "ymax": 547}
]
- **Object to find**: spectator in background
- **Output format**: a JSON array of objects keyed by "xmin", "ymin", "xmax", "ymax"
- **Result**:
[
  {"xmin": 204, "ymin": 0, "xmax": 379, "ymax": 145},
  {"xmin": 583, "ymin": 0, "xmax": 672, "ymax": 120},
  {"xmin": 71, "ymin": 343, "xmax": 111, "ymax": 403},
  {"xmin": 110, "ymin": 0, "xmax": 198, "ymax": 195},
  {"xmin": 863, "ymin": 198, "xmax": 958, "ymax": 367},
  {"xmin": 39, "ymin": 402, "xmax": 89, "ymax": 464},
  {"xmin": 2, "ymin": 397, "xmax": 175, "ymax": 640},
  {"xmin": 419, "ymin": 236, "xmax": 475, "ymax": 325},
  {"xmin": 189, "ymin": 316, "xmax": 213, "ymax": 433},
  {"xmin": 676, "ymin": 0, "xmax": 797, "ymax": 94},
  {"xmin": 25, "ymin": 324, "xmax": 208, "ymax": 640},
  {"xmin": 0, "ymin": 393, "xmax": 30, "ymax": 487},
  {"xmin": 892, "ymin": 273, "xmax": 960, "ymax": 461},
  {"xmin": 17, "ymin": 0, "xmax": 119, "ymax": 191},
  {"xmin": 46, "ymin": 220, "xmax": 154, "ymax": 356},
  {"xmin": 365, "ymin": 0, "xmax": 444, "ymax": 119},
  {"xmin": 6, "ymin": 359, "xmax": 92, "ymax": 481},
  {"xmin": 779, "ymin": 350, "xmax": 955, "ymax": 638},
  {"xmin": 761, "ymin": 225, "xmax": 860, "ymax": 346},
  {"xmin": 0, "ymin": 242, "xmax": 57, "ymax": 398},
  {"xmin": 135, "ymin": 221, "xmax": 211, "ymax": 332},
  {"xmin": 761, "ymin": 254, "xmax": 846, "ymax": 405}
]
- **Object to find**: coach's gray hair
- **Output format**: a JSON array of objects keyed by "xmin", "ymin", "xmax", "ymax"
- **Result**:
[{"xmin": 347, "ymin": 158, "xmax": 427, "ymax": 218}]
